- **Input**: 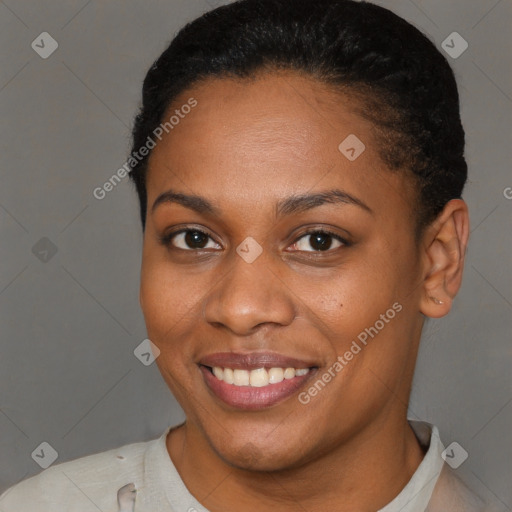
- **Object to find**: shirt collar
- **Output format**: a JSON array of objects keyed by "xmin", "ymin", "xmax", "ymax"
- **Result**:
[
  {"xmin": 141, "ymin": 423, "xmax": 209, "ymax": 511},
  {"xmin": 378, "ymin": 420, "xmax": 445, "ymax": 512},
  {"xmin": 139, "ymin": 420, "xmax": 444, "ymax": 512}
]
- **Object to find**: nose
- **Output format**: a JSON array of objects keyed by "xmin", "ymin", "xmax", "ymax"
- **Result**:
[{"xmin": 202, "ymin": 250, "xmax": 296, "ymax": 336}]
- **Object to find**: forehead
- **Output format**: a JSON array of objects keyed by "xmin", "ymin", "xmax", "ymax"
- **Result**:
[
  {"xmin": 160, "ymin": 71, "xmax": 367, "ymax": 157},
  {"xmin": 146, "ymin": 71, "xmax": 414, "ymax": 219}
]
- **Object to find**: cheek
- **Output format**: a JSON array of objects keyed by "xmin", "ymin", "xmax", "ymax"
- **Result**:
[
  {"xmin": 140, "ymin": 262, "xmax": 175, "ymax": 332},
  {"xmin": 299, "ymin": 244, "xmax": 416, "ymax": 376},
  {"xmin": 303, "ymin": 254, "xmax": 397, "ymax": 324},
  {"xmin": 139, "ymin": 257, "xmax": 201, "ymax": 397},
  {"xmin": 139, "ymin": 249, "xmax": 200, "ymax": 345}
]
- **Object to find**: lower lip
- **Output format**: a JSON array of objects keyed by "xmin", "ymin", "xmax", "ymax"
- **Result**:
[{"xmin": 200, "ymin": 366, "xmax": 315, "ymax": 410}]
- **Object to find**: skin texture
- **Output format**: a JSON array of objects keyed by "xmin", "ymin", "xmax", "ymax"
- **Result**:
[{"xmin": 139, "ymin": 71, "xmax": 469, "ymax": 511}]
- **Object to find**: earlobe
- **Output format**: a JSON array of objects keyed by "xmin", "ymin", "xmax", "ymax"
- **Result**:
[{"xmin": 419, "ymin": 199, "xmax": 469, "ymax": 319}]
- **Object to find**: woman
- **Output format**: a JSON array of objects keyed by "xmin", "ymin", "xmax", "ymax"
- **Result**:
[{"xmin": 0, "ymin": 0, "xmax": 499, "ymax": 510}]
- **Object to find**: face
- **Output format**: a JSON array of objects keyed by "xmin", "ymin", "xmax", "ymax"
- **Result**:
[{"xmin": 140, "ymin": 71, "xmax": 426, "ymax": 471}]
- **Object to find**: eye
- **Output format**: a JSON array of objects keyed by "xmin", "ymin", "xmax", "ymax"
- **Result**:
[
  {"xmin": 288, "ymin": 230, "xmax": 348, "ymax": 252},
  {"xmin": 161, "ymin": 229, "xmax": 221, "ymax": 251}
]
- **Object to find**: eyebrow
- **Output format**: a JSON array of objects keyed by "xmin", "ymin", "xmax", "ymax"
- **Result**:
[
  {"xmin": 151, "ymin": 188, "xmax": 373, "ymax": 217},
  {"xmin": 152, "ymin": 190, "xmax": 219, "ymax": 216},
  {"xmin": 276, "ymin": 189, "xmax": 373, "ymax": 216}
]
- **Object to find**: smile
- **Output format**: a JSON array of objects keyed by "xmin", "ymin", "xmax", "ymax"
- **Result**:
[
  {"xmin": 211, "ymin": 366, "xmax": 310, "ymax": 387},
  {"xmin": 199, "ymin": 363, "xmax": 316, "ymax": 410}
]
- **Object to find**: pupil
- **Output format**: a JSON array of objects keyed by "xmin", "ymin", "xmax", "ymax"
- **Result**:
[
  {"xmin": 311, "ymin": 233, "xmax": 332, "ymax": 251},
  {"xmin": 185, "ymin": 231, "xmax": 208, "ymax": 248}
]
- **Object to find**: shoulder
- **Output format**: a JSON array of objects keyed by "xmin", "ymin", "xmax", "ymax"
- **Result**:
[
  {"xmin": 428, "ymin": 464, "xmax": 501, "ymax": 512},
  {"xmin": 408, "ymin": 421, "xmax": 501, "ymax": 512},
  {"xmin": 0, "ymin": 437, "xmax": 155, "ymax": 512}
]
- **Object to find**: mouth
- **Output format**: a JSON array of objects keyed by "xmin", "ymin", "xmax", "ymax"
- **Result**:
[{"xmin": 199, "ymin": 352, "xmax": 318, "ymax": 410}]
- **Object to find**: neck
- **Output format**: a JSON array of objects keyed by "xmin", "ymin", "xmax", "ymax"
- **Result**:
[{"xmin": 167, "ymin": 413, "xmax": 425, "ymax": 512}]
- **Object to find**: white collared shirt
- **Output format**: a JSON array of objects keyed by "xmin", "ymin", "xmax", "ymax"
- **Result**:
[{"xmin": 0, "ymin": 421, "xmax": 494, "ymax": 511}]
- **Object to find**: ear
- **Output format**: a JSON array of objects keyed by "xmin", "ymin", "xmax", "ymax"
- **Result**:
[{"xmin": 419, "ymin": 199, "xmax": 469, "ymax": 319}]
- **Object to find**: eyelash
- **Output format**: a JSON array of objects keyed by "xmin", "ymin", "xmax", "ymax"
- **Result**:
[{"xmin": 159, "ymin": 227, "xmax": 351, "ymax": 253}]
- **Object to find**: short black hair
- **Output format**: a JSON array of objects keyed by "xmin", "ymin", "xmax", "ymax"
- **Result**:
[{"xmin": 129, "ymin": 0, "xmax": 467, "ymax": 234}]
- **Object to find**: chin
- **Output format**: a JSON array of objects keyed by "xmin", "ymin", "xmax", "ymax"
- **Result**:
[{"xmin": 211, "ymin": 435, "xmax": 311, "ymax": 473}]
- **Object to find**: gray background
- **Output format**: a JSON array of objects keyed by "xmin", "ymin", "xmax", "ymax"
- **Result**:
[{"xmin": 0, "ymin": 0, "xmax": 510, "ymax": 508}]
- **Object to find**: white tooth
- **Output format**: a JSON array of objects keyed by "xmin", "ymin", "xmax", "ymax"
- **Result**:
[
  {"xmin": 212, "ymin": 367, "xmax": 223, "ymax": 380},
  {"xmin": 283, "ymin": 367, "xmax": 296, "ymax": 379},
  {"xmin": 268, "ymin": 367, "xmax": 284, "ymax": 384},
  {"xmin": 250, "ymin": 368, "xmax": 269, "ymax": 387},
  {"xmin": 295, "ymin": 368, "xmax": 309, "ymax": 376},
  {"xmin": 224, "ymin": 368, "xmax": 234, "ymax": 384},
  {"xmin": 233, "ymin": 369, "xmax": 250, "ymax": 386}
]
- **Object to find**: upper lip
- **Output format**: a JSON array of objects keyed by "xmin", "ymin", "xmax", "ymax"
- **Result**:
[{"xmin": 199, "ymin": 352, "xmax": 317, "ymax": 370}]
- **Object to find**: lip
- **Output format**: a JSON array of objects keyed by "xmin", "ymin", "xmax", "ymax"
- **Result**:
[
  {"xmin": 199, "ymin": 352, "xmax": 318, "ymax": 410},
  {"xmin": 199, "ymin": 351, "xmax": 316, "ymax": 370}
]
